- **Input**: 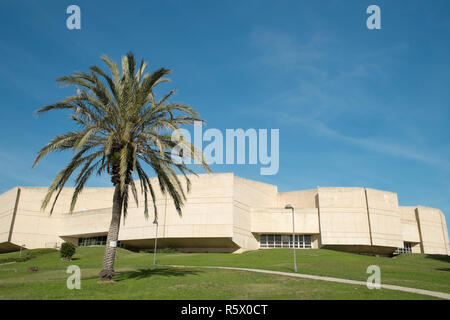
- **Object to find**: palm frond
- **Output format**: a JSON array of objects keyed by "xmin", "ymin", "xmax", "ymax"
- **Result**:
[{"xmin": 34, "ymin": 52, "xmax": 210, "ymax": 222}]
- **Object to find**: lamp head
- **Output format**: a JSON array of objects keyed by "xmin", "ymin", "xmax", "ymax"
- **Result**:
[{"xmin": 285, "ymin": 204, "xmax": 294, "ymax": 210}]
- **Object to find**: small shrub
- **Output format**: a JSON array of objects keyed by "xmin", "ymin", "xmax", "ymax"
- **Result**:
[{"xmin": 60, "ymin": 242, "xmax": 76, "ymax": 260}]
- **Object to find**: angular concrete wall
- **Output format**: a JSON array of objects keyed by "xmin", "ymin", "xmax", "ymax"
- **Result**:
[
  {"xmin": 9, "ymin": 188, "xmax": 59, "ymax": 249},
  {"xmin": 233, "ymin": 176, "xmax": 278, "ymax": 252},
  {"xmin": 0, "ymin": 187, "xmax": 19, "ymax": 251},
  {"xmin": 441, "ymin": 212, "xmax": 450, "ymax": 255},
  {"xmin": 399, "ymin": 206, "xmax": 421, "ymax": 244},
  {"xmin": 59, "ymin": 208, "xmax": 110, "ymax": 238},
  {"xmin": 160, "ymin": 173, "xmax": 234, "ymax": 240},
  {"xmin": 416, "ymin": 206, "xmax": 449, "ymax": 255},
  {"xmin": 251, "ymin": 208, "xmax": 319, "ymax": 235},
  {"xmin": 365, "ymin": 188, "xmax": 403, "ymax": 248},
  {"xmin": 277, "ymin": 189, "xmax": 317, "ymax": 209},
  {"xmin": 317, "ymin": 187, "xmax": 371, "ymax": 246},
  {"xmin": 9, "ymin": 187, "xmax": 115, "ymax": 249},
  {"xmin": 1, "ymin": 173, "xmax": 449, "ymax": 255}
]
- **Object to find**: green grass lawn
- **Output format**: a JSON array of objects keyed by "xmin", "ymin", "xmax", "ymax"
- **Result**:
[
  {"xmin": 157, "ymin": 248, "xmax": 450, "ymax": 294},
  {"xmin": 0, "ymin": 248, "xmax": 55, "ymax": 264},
  {"xmin": 0, "ymin": 247, "xmax": 448, "ymax": 300}
]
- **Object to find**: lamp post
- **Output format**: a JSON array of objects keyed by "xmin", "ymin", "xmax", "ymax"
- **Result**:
[
  {"xmin": 19, "ymin": 244, "xmax": 25, "ymax": 258},
  {"xmin": 153, "ymin": 220, "xmax": 158, "ymax": 265},
  {"xmin": 285, "ymin": 204, "xmax": 297, "ymax": 273}
]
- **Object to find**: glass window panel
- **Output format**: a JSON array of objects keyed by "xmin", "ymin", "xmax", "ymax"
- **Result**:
[
  {"xmin": 78, "ymin": 236, "xmax": 108, "ymax": 247},
  {"xmin": 396, "ymin": 242, "xmax": 412, "ymax": 254},
  {"xmin": 282, "ymin": 235, "xmax": 290, "ymax": 248},
  {"xmin": 267, "ymin": 235, "xmax": 274, "ymax": 247},
  {"xmin": 259, "ymin": 234, "xmax": 313, "ymax": 249},
  {"xmin": 304, "ymin": 235, "xmax": 312, "ymax": 248}
]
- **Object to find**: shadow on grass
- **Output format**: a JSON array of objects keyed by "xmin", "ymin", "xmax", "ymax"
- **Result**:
[
  {"xmin": 425, "ymin": 254, "xmax": 450, "ymax": 263},
  {"xmin": 115, "ymin": 267, "xmax": 201, "ymax": 281}
]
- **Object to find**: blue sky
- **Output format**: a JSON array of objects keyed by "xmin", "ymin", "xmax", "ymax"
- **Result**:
[{"xmin": 0, "ymin": 1, "xmax": 449, "ymax": 232}]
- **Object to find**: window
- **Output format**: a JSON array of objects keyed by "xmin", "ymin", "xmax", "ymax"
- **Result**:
[
  {"xmin": 260, "ymin": 235, "xmax": 267, "ymax": 248},
  {"xmin": 304, "ymin": 235, "xmax": 312, "ymax": 248},
  {"xmin": 267, "ymin": 234, "xmax": 274, "ymax": 247},
  {"xmin": 395, "ymin": 242, "xmax": 412, "ymax": 254},
  {"xmin": 274, "ymin": 235, "xmax": 282, "ymax": 247},
  {"xmin": 282, "ymin": 235, "xmax": 290, "ymax": 247},
  {"xmin": 259, "ymin": 234, "xmax": 312, "ymax": 249},
  {"xmin": 77, "ymin": 236, "xmax": 124, "ymax": 247},
  {"xmin": 78, "ymin": 236, "xmax": 106, "ymax": 246}
]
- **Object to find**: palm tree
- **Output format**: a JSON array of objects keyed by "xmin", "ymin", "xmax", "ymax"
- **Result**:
[{"xmin": 33, "ymin": 52, "xmax": 210, "ymax": 281}]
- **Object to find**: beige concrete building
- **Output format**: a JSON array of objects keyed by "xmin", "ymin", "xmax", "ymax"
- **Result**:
[{"xmin": 0, "ymin": 173, "xmax": 448, "ymax": 255}]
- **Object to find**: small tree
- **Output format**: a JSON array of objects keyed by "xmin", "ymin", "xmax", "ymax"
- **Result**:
[{"xmin": 61, "ymin": 242, "xmax": 76, "ymax": 261}]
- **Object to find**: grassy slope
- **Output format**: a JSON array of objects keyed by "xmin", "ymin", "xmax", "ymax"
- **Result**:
[
  {"xmin": 0, "ymin": 248, "xmax": 55, "ymax": 264},
  {"xmin": 0, "ymin": 247, "xmax": 448, "ymax": 299},
  {"xmin": 157, "ymin": 249, "xmax": 450, "ymax": 293}
]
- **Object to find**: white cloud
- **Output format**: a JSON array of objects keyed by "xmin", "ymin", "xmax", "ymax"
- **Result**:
[{"xmin": 279, "ymin": 114, "xmax": 450, "ymax": 170}]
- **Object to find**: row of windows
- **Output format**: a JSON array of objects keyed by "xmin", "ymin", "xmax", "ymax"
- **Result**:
[
  {"xmin": 77, "ymin": 236, "xmax": 124, "ymax": 248},
  {"xmin": 78, "ymin": 236, "xmax": 107, "ymax": 246},
  {"xmin": 395, "ymin": 242, "xmax": 412, "ymax": 254},
  {"xmin": 76, "ymin": 236, "xmax": 415, "ymax": 253},
  {"xmin": 260, "ymin": 234, "xmax": 312, "ymax": 249}
]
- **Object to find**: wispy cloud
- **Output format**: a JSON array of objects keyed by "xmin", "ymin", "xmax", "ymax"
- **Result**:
[
  {"xmin": 279, "ymin": 114, "xmax": 450, "ymax": 170},
  {"xmin": 249, "ymin": 28, "xmax": 330, "ymax": 77},
  {"xmin": 244, "ymin": 28, "xmax": 450, "ymax": 171}
]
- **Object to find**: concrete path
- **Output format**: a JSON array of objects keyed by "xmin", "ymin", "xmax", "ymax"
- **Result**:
[{"xmin": 167, "ymin": 264, "xmax": 450, "ymax": 300}]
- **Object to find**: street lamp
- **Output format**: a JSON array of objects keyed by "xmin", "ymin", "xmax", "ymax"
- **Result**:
[
  {"xmin": 285, "ymin": 204, "xmax": 297, "ymax": 273},
  {"xmin": 153, "ymin": 219, "xmax": 158, "ymax": 265},
  {"xmin": 19, "ymin": 244, "xmax": 26, "ymax": 258}
]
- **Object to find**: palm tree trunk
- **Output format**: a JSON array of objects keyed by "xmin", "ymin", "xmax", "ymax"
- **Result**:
[{"xmin": 99, "ymin": 184, "xmax": 123, "ymax": 281}]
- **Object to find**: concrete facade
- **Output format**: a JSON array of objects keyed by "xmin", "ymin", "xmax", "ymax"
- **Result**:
[{"xmin": 0, "ymin": 173, "xmax": 448, "ymax": 255}]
